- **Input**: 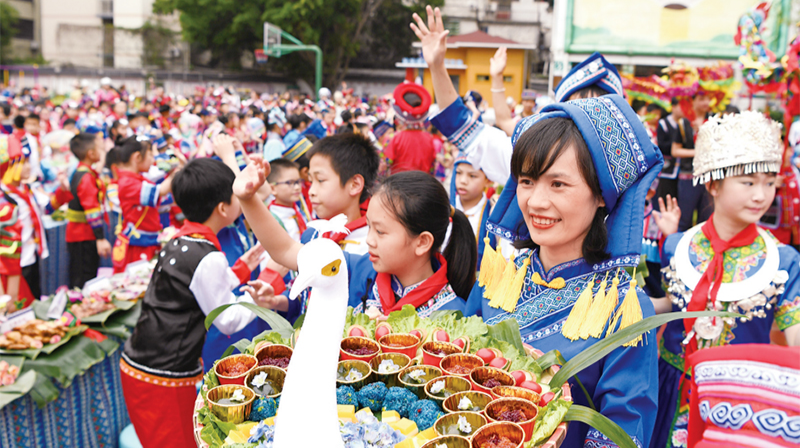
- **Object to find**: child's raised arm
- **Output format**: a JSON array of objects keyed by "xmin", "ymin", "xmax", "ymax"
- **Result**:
[
  {"xmin": 233, "ymin": 159, "xmax": 301, "ymax": 271},
  {"xmin": 410, "ymin": 6, "xmax": 458, "ymax": 110}
]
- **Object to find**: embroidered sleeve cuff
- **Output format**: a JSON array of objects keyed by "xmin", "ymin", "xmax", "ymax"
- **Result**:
[
  {"xmin": 139, "ymin": 182, "xmax": 159, "ymax": 208},
  {"xmin": 775, "ymin": 296, "xmax": 800, "ymax": 331},
  {"xmin": 584, "ymin": 429, "xmax": 642, "ymax": 448},
  {"xmin": 231, "ymin": 258, "xmax": 252, "ymax": 286},
  {"xmin": 430, "ymin": 98, "xmax": 485, "ymax": 151}
]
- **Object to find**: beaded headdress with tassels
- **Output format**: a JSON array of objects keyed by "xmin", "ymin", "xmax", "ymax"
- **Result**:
[
  {"xmin": 692, "ymin": 110, "xmax": 783, "ymax": 186},
  {"xmin": 479, "ymin": 94, "xmax": 663, "ymax": 345}
]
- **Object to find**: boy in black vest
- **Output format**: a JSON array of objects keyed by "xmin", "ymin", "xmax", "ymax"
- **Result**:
[{"xmin": 121, "ymin": 158, "xmax": 272, "ymax": 448}]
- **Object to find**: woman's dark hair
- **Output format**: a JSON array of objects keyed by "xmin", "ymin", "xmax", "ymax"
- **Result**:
[
  {"xmin": 108, "ymin": 136, "xmax": 150, "ymax": 165},
  {"xmin": 376, "ymin": 171, "xmax": 476, "ymax": 299},
  {"xmin": 568, "ymin": 84, "xmax": 608, "ymax": 100},
  {"xmin": 510, "ymin": 117, "xmax": 609, "ymax": 264}
]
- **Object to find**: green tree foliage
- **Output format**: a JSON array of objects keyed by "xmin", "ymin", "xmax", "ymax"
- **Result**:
[
  {"xmin": 153, "ymin": 0, "xmax": 442, "ymax": 87},
  {"xmin": 0, "ymin": 1, "xmax": 19, "ymax": 64}
]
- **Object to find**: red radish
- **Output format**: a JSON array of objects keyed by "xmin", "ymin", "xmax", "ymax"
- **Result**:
[
  {"xmin": 476, "ymin": 348, "xmax": 497, "ymax": 364},
  {"xmin": 510, "ymin": 370, "xmax": 527, "ymax": 387},
  {"xmin": 434, "ymin": 329, "xmax": 450, "ymax": 342},
  {"xmin": 375, "ymin": 323, "xmax": 392, "ymax": 340},
  {"xmin": 489, "ymin": 357, "xmax": 509, "ymax": 369},
  {"xmin": 347, "ymin": 326, "xmax": 366, "ymax": 338},
  {"xmin": 453, "ymin": 338, "xmax": 465, "ymax": 349},
  {"xmin": 539, "ymin": 391, "xmax": 556, "ymax": 407},
  {"xmin": 521, "ymin": 381, "xmax": 543, "ymax": 394},
  {"xmin": 409, "ymin": 329, "xmax": 424, "ymax": 340}
]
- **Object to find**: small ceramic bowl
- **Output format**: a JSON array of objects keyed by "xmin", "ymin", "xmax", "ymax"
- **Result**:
[
  {"xmin": 340, "ymin": 336, "xmax": 381, "ymax": 362},
  {"xmin": 443, "ymin": 390, "xmax": 493, "ymax": 414},
  {"xmin": 214, "ymin": 354, "xmax": 258, "ymax": 386},
  {"xmin": 421, "ymin": 341, "xmax": 463, "ymax": 368},
  {"xmin": 421, "ymin": 435, "xmax": 471, "ymax": 448},
  {"xmin": 470, "ymin": 421, "xmax": 525, "ymax": 448},
  {"xmin": 369, "ymin": 352, "xmax": 411, "ymax": 388},
  {"xmin": 469, "ymin": 366, "xmax": 515, "ymax": 394},
  {"xmin": 424, "ymin": 375, "xmax": 472, "ymax": 406},
  {"xmin": 336, "ymin": 359, "xmax": 373, "ymax": 389},
  {"xmin": 379, "ymin": 333, "xmax": 421, "ymax": 359},
  {"xmin": 484, "ymin": 397, "xmax": 539, "ymax": 442},
  {"xmin": 244, "ymin": 365, "xmax": 286, "ymax": 399},
  {"xmin": 206, "ymin": 384, "xmax": 256, "ymax": 424},
  {"xmin": 441, "ymin": 354, "xmax": 485, "ymax": 378},
  {"xmin": 398, "ymin": 364, "xmax": 443, "ymax": 399},
  {"xmin": 434, "ymin": 411, "xmax": 487, "ymax": 438},
  {"xmin": 254, "ymin": 343, "xmax": 293, "ymax": 370}
]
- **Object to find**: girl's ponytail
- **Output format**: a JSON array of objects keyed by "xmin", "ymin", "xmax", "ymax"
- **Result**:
[
  {"xmin": 443, "ymin": 208, "xmax": 477, "ymax": 299},
  {"xmin": 377, "ymin": 171, "xmax": 477, "ymax": 299}
]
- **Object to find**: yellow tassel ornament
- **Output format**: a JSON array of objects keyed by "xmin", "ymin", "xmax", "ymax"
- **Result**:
[
  {"xmin": 607, "ymin": 271, "xmax": 645, "ymax": 347},
  {"xmin": 561, "ymin": 275, "xmax": 596, "ymax": 341},
  {"xmin": 500, "ymin": 256, "xmax": 531, "ymax": 313},
  {"xmin": 579, "ymin": 272, "xmax": 608, "ymax": 339},
  {"xmin": 488, "ymin": 253, "xmax": 517, "ymax": 307},
  {"xmin": 584, "ymin": 269, "xmax": 620, "ymax": 339}
]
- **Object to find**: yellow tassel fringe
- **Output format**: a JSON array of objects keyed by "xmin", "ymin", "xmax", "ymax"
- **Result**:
[
  {"xmin": 561, "ymin": 275, "xmax": 595, "ymax": 341},
  {"xmin": 585, "ymin": 269, "xmax": 620, "ymax": 339},
  {"xmin": 607, "ymin": 272, "xmax": 644, "ymax": 347},
  {"xmin": 579, "ymin": 272, "xmax": 608, "ymax": 339},
  {"xmin": 478, "ymin": 237, "xmax": 494, "ymax": 288},
  {"xmin": 500, "ymin": 257, "xmax": 530, "ymax": 313}
]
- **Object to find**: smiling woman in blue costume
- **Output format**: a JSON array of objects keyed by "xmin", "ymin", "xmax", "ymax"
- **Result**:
[{"xmin": 411, "ymin": 7, "xmax": 660, "ymax": 448}]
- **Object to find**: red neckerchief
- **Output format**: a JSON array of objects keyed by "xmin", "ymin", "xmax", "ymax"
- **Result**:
[
  {"xmin": 173, "ymin": 221, "xmax": 221, "ymax": 251},
  {"xmin": 325, "ymin": 199, "xmax": 370, "ymax": 243},
  {"xmin": 684, "ymin": 215, "xmax": 759, "ymax": 356},
  {"xmin": 376, "ymin": 253, "xmax": 449, "ymax": 315},
  {"xmin": 269, "ymin": 200, "xmax": 307, "ymax": 234},
  {"xmin": 5, "ymin": 184, "xmax": 44, "ymax": 254}
]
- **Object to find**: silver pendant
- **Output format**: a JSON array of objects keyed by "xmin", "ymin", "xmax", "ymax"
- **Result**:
[{"xmin": 694, "ymin": 316, "xmax": 723, "ymax": 340}]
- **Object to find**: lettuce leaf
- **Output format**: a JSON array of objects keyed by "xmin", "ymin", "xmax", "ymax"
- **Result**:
[
  {"xmin": 527, "ymin": 398, "xmax": 571, "ymax": 446},
  {"xmin": 342, "ymin": 306, "xmax": 377, "ymax": 337},
  {"xmin": 197, "ymin": 404, "xmax": 237, "ymax": 447}
]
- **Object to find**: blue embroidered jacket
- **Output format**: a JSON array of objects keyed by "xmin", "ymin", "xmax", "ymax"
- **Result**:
[{"xmin": 466, "ymin": 249, "xmax": 658, "ymax": 448}]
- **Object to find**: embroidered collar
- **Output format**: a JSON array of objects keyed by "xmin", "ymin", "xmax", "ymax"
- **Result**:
[
  {"xmin": 528, "ymin": 249, "xmax": 595, "ymax": 283},
  {"xmin": 674, "ymin": 224, "xmax": 779, "ymax": 303}
]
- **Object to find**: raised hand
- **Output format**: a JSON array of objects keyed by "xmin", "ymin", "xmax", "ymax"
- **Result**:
[
  {"xmin": 410, "ymin": 6, "xmax": 449, "ymax": 69},
  {"xmin": 233, "ymin": 159, "xmax": 270, "ymax": 200},
  {"xmin": 653, "ymin": 194, "xmax": 681, "ymax": 237},
  {"xmin": 240, "ymin": 243, "xmax": 266, "ymax": 272},
  {"xmin": 213, "ymin": 133, "xmax": 236, "ymax": 159},
  {"xmin": 490, "ymin": 47, "xmax": 508, "ymax": 78}
]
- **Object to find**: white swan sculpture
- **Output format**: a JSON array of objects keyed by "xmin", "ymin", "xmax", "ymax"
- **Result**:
[{"xmin": 272, "ymin": 217, "xmax": 350, "ymax": 448}]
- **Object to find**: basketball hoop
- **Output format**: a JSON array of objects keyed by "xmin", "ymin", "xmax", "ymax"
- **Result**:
[{"xmin": 264, "ymin": 23, "xmax": 282, "ymax": 58}]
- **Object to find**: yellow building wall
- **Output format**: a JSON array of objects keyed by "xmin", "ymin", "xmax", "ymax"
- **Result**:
[{"xmin": 422, "ymin": 47, "xmax": 525, "ymax": 108}]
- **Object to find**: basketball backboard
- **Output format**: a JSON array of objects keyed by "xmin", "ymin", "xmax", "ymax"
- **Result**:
[{"xmin": 264, "ymin": 23, "xmax": 282, "ymax": 58}]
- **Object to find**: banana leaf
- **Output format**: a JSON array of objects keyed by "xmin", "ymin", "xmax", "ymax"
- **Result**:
[
  {"xmin": 92, "ymin": 323, "xmax": 131, "ymax": 339},
  {"xmin": 28, "ymin": 374, "xmax": 59, "ymax": 408},
  {"xmin": 102, "ymin": 301, "xmax": 142, "ymax": 329},
  {"xmin": 205, "ymin": 303, "xmax": 293, "ymax": 339},
  {"xmin": 0, "ymin": 325, "xmax": 88, "ymax": 359},
  {"xmin": 549, "ymin": 310, "xmax": 740, "ymax": 389},
  {"xmin": 562, "ymin": 404, "xmax": 637, "ymax": 448},
  {"xmin": 23, "ymin": 335, "xmax": 109, "ymax": 388},
  {"xmin": 34, "ymin": 297, "xmax": 137, "ymax": 325},
  {"xmin": 0, "ymin": 370, "xmax": 37, "ymax": 410}
]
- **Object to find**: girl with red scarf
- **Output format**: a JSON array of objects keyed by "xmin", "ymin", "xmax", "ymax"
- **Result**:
[
  {"xmin": 652, "ymin": 111, "xmax": 800, "ymax": 448},
  {"xmin": 235, "ymin": 163, "xmax": 477, "ymax": 319}
]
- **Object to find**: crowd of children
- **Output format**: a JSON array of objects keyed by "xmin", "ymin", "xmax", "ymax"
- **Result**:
[{"xmin": 0, "ymin": 5, "xmax": 798, "ymax": 448}]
